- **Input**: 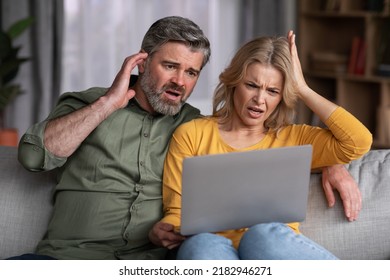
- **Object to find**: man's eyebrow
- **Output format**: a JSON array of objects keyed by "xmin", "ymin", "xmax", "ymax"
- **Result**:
[
  {"xmin": 162, "ymin": 60, "xmax": 201, "ymax": 73},
  {"xmin": 162, "ymin": 60, "xmax": 179, "ymax": 65}
]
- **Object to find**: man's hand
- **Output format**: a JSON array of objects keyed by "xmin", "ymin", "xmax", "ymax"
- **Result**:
[
  {"xmin": 105, "ymin": 52, "xmax": 148, "ymax": 110},
  {"xmin": 44, "ymin": 52, "xmax": 148, "ymax": 158},
  {"xmin": 322, "ymin": 164, "xmax": 362, "ymax": 221},
  {"xmin": 149, "ymin": 221, "xmax": 185, "ymax": 250}
]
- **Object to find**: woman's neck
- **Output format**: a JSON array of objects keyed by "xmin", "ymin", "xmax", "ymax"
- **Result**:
[{"xmin": 218, "ymin": 121, "xmax": 267, "ymax": 150}]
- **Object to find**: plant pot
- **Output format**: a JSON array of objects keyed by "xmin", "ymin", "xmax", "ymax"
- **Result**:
[{"xmin": 0, "ymin": 128, "xmax": 18, "ymax": 147}]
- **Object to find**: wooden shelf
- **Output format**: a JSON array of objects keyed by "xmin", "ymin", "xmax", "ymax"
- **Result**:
[{"xmin": 298, "ymin": 0, "xmax": 390, "ymax": 149}]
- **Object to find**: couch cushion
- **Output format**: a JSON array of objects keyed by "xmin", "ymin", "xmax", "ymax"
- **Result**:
[
  {"xmin": 0, "ymin": 146, "xmax": 56, "ymax": 259},
  {"xmin": 301, "ymin": 149, "xmax": 390, "ymax": 260}
]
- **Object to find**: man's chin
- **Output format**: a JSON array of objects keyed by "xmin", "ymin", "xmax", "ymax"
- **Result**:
[{"xmin": 152, "ymin": 102, "xmax": 182, "ymax": 116}]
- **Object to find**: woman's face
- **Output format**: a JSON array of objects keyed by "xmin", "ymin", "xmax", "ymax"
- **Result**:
[{"xmin": 232, "ymin": 62, "xmax": 283, "ymax": 129}]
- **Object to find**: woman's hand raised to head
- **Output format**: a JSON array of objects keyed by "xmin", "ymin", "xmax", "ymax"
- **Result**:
[
  {"xmin": 287, "ymin": 30, "xmax": 338, "ymax": 121},
  {"xmin": 287, "ymin": 30, "xmax": 309, "ymax": 97}
]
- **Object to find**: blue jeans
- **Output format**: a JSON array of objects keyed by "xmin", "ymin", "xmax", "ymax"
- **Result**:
[{"xmin": 177, "ymin": 223, "xmax": 338, "ymax": 260}]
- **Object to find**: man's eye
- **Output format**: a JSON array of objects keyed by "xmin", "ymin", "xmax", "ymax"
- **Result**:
[{"xmin": 187, "ymin": 71, "xmax": 198, "ymax": 78}]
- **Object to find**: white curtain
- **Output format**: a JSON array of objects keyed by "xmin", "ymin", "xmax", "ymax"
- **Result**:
[
  {"xmin": 240, "ymin": 0, "xmax": 297, "ymax": 42},
  {"xmin": 61, "ymin": 0, "xmax": 241, "ymax": 115}
]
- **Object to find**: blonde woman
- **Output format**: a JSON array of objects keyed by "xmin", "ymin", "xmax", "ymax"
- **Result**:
[{"xmin": 150, "ymin": 31, "xmax": 372, "ymax": 259}]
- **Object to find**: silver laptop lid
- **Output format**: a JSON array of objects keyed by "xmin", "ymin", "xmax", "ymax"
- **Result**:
[{"xmin": 180, "ymin": 145, "xmax": 313, "ymax": 236}]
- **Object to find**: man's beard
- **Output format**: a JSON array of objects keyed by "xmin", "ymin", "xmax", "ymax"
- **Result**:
[{"xmin": 140, "ymin": 67, "xmax": 187, "ymax": 116}]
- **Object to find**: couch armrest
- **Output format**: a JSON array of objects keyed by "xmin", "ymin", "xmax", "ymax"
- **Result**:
[
  {"xmin": 0, "ymin": 146, "xmax": 57, "ymax": 259},
  {"xmin": 301, "ymin": 149, "xmax": 390, "ymax": 260}
]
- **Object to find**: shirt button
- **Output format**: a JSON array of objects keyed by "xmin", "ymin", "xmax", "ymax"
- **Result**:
[
  {"xmin": 124, "ymin": 232, "xmax": 131, "ymax": 240},
  {"xmin": 139, "ymin": 161, "xmax": 144, "ymax": 166},
  {"xmin": 135, "ymin": 184, "xmax": 143, "ymax": 191},
  {"xmin": 143, "ymin": 132, "xmax": 149, "ymax": 137}
]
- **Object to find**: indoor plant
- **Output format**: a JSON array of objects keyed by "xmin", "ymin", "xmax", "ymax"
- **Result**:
[{"xmin": 0, "ymin": 17, "xmax": 33, "ymax": 146}]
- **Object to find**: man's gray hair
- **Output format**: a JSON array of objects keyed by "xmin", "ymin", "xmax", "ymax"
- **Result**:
[{"xmin": 141, "ymin": 16, "xmax": 211, "ymax": 69}]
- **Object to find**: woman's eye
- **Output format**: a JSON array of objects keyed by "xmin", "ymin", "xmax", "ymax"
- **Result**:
[
  {"xmin": 246, "ymin": 83, "xmax": 257, "ymax": 89},
  {"xmin": 268, "ymin": 89, "xmax": 279, "ymax": 95}
]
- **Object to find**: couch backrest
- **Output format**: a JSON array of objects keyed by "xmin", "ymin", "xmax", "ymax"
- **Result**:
[{"xmin": 0, "ymin": 146, "xmax": 57, "ymax": 259}]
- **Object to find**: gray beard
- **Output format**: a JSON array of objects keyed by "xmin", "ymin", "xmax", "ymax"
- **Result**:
[{"xmin": 140, "ymin": 68, "xmax": 185, "ymax": 116}]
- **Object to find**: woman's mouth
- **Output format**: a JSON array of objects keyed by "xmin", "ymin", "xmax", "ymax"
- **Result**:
[{"xmin": 248, "ymin": 106, "xmax": 264, "ymax": 118}]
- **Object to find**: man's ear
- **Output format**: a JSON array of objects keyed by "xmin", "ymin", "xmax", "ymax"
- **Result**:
[{"xmin": 138, "ymin": 49, "xmax": 147, "ymax": 73}]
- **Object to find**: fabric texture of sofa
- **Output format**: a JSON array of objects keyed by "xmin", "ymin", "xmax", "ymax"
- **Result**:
[{"xmin": 1, "ymin": 145, "xmax": 389, "ymax": 259}]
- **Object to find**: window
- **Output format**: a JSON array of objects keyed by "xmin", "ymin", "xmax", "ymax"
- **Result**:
[{"xmin": 62, "ymin": 0, "xmax": 241, "ymax": 115}]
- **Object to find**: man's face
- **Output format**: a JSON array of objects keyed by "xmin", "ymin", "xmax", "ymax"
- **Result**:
[{"xmin": 140, "ymin": 42, "xmax": 204, "ymax": 115}]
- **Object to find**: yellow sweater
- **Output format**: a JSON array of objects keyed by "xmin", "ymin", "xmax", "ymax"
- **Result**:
[{"xmin": 161, "ymin": 107, "xmax": 372, "ymax": 248}]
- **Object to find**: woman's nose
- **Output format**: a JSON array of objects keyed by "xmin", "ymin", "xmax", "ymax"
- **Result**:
[{"xmin": 253, "ymin": 90, "xmax": 266, "ymax": 104}]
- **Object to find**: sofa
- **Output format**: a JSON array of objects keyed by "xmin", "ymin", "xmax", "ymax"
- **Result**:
[{"xmin": 1, "ymin": 145, "xmax": 390, "ymax": 260}]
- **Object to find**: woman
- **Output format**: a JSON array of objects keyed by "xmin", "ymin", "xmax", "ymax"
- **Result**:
[{"xmin": 149, "ymin": 31, "xmax": 372, "ymax": 259}]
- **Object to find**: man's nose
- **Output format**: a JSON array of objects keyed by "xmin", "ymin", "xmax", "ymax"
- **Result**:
[{"xmin": 171, "ymin": 71, "xmax": 185, "ymax": 87}]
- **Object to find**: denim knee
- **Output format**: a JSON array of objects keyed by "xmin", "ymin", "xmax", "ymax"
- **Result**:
[
  {"xmin": 239, "ymin": 223, "xmax": 338, "ymax": 260},
  {"xmin": 177, "ymin": 233, "xmax": 239, "ymax": 260}
]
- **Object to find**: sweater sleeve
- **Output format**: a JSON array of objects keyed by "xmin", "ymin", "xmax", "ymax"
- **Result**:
[
  {"xmin": 161, "ymin": 121, "xmax": 198, "ymax": 228},
  {"xmin": 303, "ymin": 107, "xmax": 372, "ymax": 169},
  {"xmin": 324, "ymin": 107, "xmax": 372, "ymax": 157}
]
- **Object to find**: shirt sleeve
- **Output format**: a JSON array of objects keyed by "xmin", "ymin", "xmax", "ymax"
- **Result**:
[
  {"xmin": 18, "ymin": 88, "xmax": 107, "ymax": 172},
  {"xmin": 18, "ymin": 120, "xmax": 67, "ymax": 171}
]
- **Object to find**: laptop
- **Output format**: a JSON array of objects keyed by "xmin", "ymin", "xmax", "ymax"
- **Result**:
[{"xmin": 180, "ymin": 145, "xmax": 313, "ymax": 236}]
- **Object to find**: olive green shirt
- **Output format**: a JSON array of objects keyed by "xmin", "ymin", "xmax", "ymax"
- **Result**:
[{"xmin": 18, "ymin": 83, "xmax": 200, "ymax": 259}]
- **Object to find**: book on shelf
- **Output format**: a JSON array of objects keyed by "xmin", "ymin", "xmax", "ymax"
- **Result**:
[
  {"xmin": 348, "ymin": 36, "xmax": 366, "ymax": 75},
  {"xmin": 367, "ymin": 0, "xmax": 385, "ymax": 12},
  {"xmin": 355, "ymin": 39, "xmax": 366, "ymax": 75}
]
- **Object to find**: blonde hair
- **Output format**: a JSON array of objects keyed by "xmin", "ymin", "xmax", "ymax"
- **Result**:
[{"xmin": 212, "ymin": 36, "xmax": 297, "ymax": 131}]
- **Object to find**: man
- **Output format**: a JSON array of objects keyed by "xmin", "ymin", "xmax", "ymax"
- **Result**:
[
  {"xmin": 17, "ymin": 16, "xmax": 209, "ymax": 260},
  {"xmin": 16, "ymin": 16, "xmax": 360, "ymax": 260}
]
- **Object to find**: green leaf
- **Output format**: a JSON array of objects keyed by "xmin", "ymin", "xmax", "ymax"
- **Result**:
[
  {"xmin": 0, "ymin": 42, "xmax": 29, "ymax": 85},
  {"xmin": 1, "ymin": 60, "xmax": 29, "ymax": 84},
  {"xmin": 0, "ymin": 84, "xmax": 21, "ymax": 112},
  {"xmin": 7, "ymin": 17, "xmax": 34, "ymax": 40},
  {"xmin": 0, "ymin": 32, "xmax": 12, "ymax": 60}
]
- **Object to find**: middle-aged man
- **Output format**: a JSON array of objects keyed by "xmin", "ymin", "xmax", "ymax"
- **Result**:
[{"xmin": 15, "ymin": 16, "xmax": 361, "ymax": 260}]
